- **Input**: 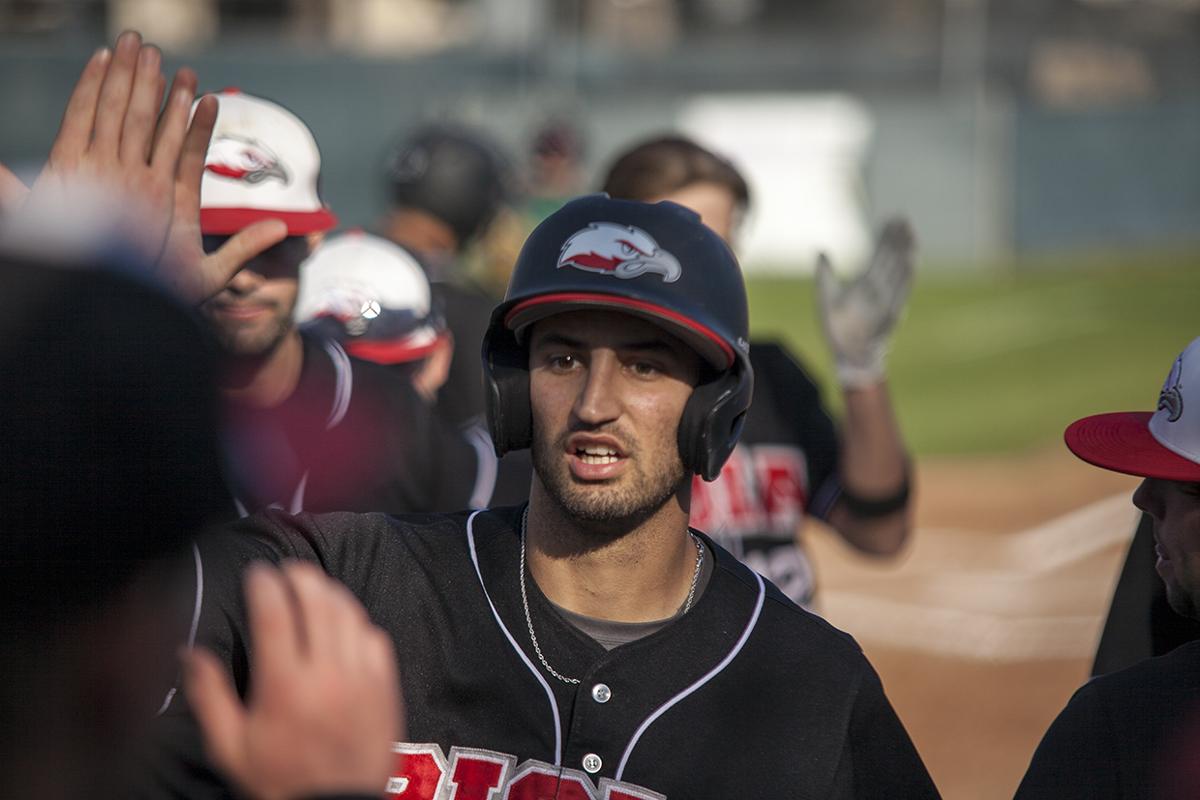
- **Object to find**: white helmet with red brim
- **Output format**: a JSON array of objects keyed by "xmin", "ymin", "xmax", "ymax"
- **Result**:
[{"xmin": 1065, "ymin": 337, "xmax": 1200, "ymax": 482}]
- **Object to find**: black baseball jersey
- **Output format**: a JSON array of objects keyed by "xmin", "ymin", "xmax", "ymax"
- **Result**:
[
  {"xmin": 1017, "ymin": 640, "xmax": 1200, "ymax": 799},
  {"xmin": 146, "ymin": 505, "xmax": 937, "ymax": 799},
  {"xmin": 690, "ymin": 341, "xmax": 840, "ymax": 607},
  {"xmin": 222, "ymin": 332, "xmax": 490, "ymax": 516}
]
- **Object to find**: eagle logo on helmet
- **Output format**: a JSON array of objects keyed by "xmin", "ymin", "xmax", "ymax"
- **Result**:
[
  {"xmin": 205, "ymin": 135, "xmax": 291, "ymax": 185},
  {"xmin": 1159, "ymin": 353, "xmax": 1185, "ymax": 423},
  {"xmin": 557, "ymin": 222, "xmax": 682, "ymax": 283}
]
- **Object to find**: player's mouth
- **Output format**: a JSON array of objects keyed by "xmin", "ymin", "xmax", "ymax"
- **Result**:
[
  {"xmin": 210, "ymin": 302, "xmax": 273, "ymax": 321},
  {"xmin": 565, "ymin": 435, "xmax": 628, "ymax": 480}
]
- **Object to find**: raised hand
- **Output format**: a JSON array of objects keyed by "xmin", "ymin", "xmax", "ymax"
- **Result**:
[
  {"xmin": 19, "ymin": 31, "xmax": 286, "ymax": 303},
  {"xmin": 816, "ymin": 217, "xmax": 916, "ymax": 388},
  {"xmin": 184, "ymin": 562, "xmax": 401, "ymax": 800}
]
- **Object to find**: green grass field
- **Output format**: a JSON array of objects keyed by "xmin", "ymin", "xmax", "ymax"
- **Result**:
[{"xmin": 746, "ymin": 251, "xmax": 1200, "ymax": 456}]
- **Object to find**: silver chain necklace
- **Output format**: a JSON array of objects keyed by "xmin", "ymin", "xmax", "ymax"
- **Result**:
[{"xmin": 518, "ymin": 506, "xmax": 705, "ymax": 685}]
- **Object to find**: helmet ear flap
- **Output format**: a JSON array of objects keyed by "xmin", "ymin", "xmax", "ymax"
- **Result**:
[
  {"xmin": 678, "ymin": 366, "xmax": 753, "ymax": 481},
  {"xmin": 483, "ymin": 324, "xmax": 532, "ymax": 457}
]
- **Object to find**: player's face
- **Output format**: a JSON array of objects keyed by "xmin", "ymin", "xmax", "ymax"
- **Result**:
[
  {"xmin": 528, "ymin": 310, "xmax": 701, "ymax": 524},
  {"xmin": 1133, "ymin": 477, "xmax": 1200, "ymax": 620},
  {"xmin": 653, "ymin": 182, "xmax": 741, "ymax": 245},
  {"xmin": 200, "ymin": 235, "xmax": 308, "ymax": 356}
]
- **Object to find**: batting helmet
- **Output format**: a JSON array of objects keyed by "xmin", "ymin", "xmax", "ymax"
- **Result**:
[
  {"xmin": 482, "ymin": 194, "xmax": 752, "ymax": 481},
  {"xmin": 384, "ymin": 125, "xmax": 511, "ymax": 247},
  {"xmin": 295, "ymin": 231, "xmax": 445, "ymax": 365}
]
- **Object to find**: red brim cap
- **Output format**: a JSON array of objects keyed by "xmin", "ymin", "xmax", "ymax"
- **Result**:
[
  {"xmin": 200, "ymin": 207, "xmax": 338, "ymax": 236},
  {"xmin": 1065, "ymin": 411, "xmax": 1200, "ymax": 482},
  {"xmin": 504, "ymin": 292, "xmax": 735, "ymax": 369},
  {"xmin": 344, "ymin": 335, "xmax": 442, "ymax": 365}
]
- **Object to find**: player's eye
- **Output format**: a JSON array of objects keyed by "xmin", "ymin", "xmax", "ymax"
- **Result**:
[
  {"xmin": 547, "ymin": 354, "xmax": 578, "ymax": 371},
  {"xmin": 629, "ymin": 360, "xmax": 659, "ymax": 378}
]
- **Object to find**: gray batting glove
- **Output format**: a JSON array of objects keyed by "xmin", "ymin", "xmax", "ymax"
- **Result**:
[{"xmin": 816, "ymin": 217, "xmax": 915, "ymax": 388}]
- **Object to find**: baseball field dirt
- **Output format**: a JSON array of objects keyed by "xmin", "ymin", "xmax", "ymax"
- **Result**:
[{"xmin": 806, "ymin": 446, "xmax": 1142, "ymax": 799}]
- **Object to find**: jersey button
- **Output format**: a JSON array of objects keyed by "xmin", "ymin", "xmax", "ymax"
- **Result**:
[
  {"xmin": 582, "ymin": 753, "xmax": 603, "ymax": 774},
  {"xmin": 591, "ymin": 683, "xmax": 612, "ymax": 704}
]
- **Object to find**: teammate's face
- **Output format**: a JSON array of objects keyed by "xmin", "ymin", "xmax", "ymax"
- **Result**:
[
  {"xmin": 652, "ymin": 182, "xmax": 741, "ymax": 245},
  {"xmin": 528, "ymin": 310, "xmax": 701, "ymax": 524},
  {"xmin": 1133, "ymin": 477, "xmax": 1200, "ymax": 620},
  {"xmin": 200, "ymin": 235, "xmax": 309, "ymax": 356}
]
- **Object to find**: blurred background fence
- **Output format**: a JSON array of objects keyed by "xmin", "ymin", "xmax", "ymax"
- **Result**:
[{"xmin": 2, "ymin": 0, "xmax": 1197, "ymax": 271}]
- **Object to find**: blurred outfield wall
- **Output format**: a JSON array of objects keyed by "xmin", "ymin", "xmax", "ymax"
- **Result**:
[{"xmin": 1, "ymin": 40, "xmax": 1197, "ymax": 272}]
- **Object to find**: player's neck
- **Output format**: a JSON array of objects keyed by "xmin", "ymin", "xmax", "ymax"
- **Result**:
[
  {"xmin": 220, "ymin": 329, "xmax": 305, "ymax": 409},
  {"xmin": 524, "ymin": 483, "xmax": 698, "ymax": 623}
]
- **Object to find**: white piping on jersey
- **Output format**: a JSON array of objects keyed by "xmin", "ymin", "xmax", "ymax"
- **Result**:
[
  {"xmin": 234, "ymin": 340, "xmax": 353, "ymax": 518},
  {"xmin": 463, "ymin": 420, "xmax": 499, "ymax": 510},
  {"xmin": 322, "ymin": 339, "xmax": 353, "ymax": 428},
  {"xmin": 614, "ymin": 569, "xmax": 766, "ymax": 782},
  {"xmin": 466, "ymin": 509, "xmax": 563, "ymax": 767},
  {"xmin": 156, "ymin": 541, "xmax": 205, "ymax": 716}
]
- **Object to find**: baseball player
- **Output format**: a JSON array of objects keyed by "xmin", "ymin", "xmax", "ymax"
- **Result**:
[
  {"xmin": 294, "ymin": 230, "xmax": 503, "ymax": 509},
  {"xmin": 1, "ymin": 33, "xmax": 401, "ymax": 798},
  {"xmin": 150, "ymin": 194, "xmax": 938, "ymax": 798},
  {"xmin": 378, "ymin": 124, "xmax": 514, "ymax": 427},
  {"xmin": 602, "ymin": 135, "xmax": 913, "ymax": 608},
  {"xmin": 197, "ymin": 91, "xmax": 482, "ymax": 517},
  {"xmin": 1016, "ymin": 336, "xmax": 1200, "ymax": 798}
]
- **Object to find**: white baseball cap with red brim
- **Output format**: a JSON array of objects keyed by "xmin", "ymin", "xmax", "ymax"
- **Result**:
[
  {"xmin": 295, "ymin": 231, "xmax": 443, "ymax": 365},
  {"xmin": 198, "ymin": 89, "xmax": 337, "ymax": 235},
  {"xmin": 1066, "ymin": 337, "xmax": 1200, "ymax": 482}
]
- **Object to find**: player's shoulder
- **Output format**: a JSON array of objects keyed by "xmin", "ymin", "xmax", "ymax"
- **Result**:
[
  {"xmin": 696, "ymin": 529, "xmax": 864, "ymax": 661},
  {"xmin": 1080, "ymin": 639, "xmax": 1200, "ymax": 704}
]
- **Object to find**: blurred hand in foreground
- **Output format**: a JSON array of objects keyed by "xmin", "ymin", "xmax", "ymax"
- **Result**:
[
  {"xmin": 816, "ymin": 217, "xmax": 916, "ymax": 388},
  {"xmin": 12, "ymin": 31, "xmax": 286, "ymax": 303},
  {"xmin": 184, "ymin": 562, "xmax": 401, "ymax": 800}
]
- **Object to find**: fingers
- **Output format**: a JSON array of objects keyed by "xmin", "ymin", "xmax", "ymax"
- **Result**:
[
  {"xmin": 245, "ymin": 563, "xmax": 304, "ymax": 681},
  {"xmin": 152, "ymin": 69, "xmax": 199, "ymax": 173},
  {"xmin": 119, "ymin": 44, "xmax": 165, "ymax": 164},
  {"xmin": 91, "ymin": 31, "xmax": 143, "ymax": 155},
  {"xmin": 814, "ymin": 252, "xmax": 839, "ymax": 312},
  {"xmin": 202, "ymin": 219, "xmax": 289, "ymax": 289},
  {"xmin": 48, "ymin": 46, "xmax": 112, "ymax": 164},
  {"xmin": 183, "ymin": 646, "xmax": 247, "ymax": 779},
  {"xmin": 174, "ymin": 90, "xmax": 216, "ymax": 216},
  {"xmin": 287, "ymin": 562, "xmax": 370, "ymax": 662}
]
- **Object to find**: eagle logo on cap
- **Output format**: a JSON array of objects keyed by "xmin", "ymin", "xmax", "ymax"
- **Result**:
[
  {"xmin": 558, "ymin": 222, "xmax": 682, "ymax": 283},
  {"xmin": 1159, "ymin": 353, "xmax": 1184, "ymax": 423},
  {"xmin": 205, "ymin": 135, "xmax": 291, "ymax": 185}
]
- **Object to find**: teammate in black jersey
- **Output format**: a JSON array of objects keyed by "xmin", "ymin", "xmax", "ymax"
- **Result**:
[{"xmin": 602, "ymin": 135, "xmax": 914, "ymax": 608}]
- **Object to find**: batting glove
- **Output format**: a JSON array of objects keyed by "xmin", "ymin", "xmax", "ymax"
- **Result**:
[{"xmin": 816, "ymin": 217, "xmax": 915, "ymax": 388}]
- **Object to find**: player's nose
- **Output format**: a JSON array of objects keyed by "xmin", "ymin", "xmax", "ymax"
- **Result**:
[
  {"xmin": 572, "ymin": 350, "xmax": 621, "ymax": 425},
  {"xmin": 1133, "ymin": 478, "xmax": 1165, "ymax": 521},
  {"xmin": 224, "ymin": 266, "xmax": 266, "ymax": 296}
]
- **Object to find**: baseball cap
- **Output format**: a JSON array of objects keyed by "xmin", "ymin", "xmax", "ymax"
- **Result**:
[
  {"xmin": 1065, "ymin": 337, "xmax": 1200, "ymax": 482},
  {"xmin": 295, "ymin": 230, "xmax": 443, "ymax": 364},
  {"xmin": 199, "ymin": 89, "xmax": 337, "ymax": 235}
]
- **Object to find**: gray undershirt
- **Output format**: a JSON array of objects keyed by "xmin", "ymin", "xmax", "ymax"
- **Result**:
[{"xmin": 547, "ymin": 540, "xmax": 715, "ymax": 650}]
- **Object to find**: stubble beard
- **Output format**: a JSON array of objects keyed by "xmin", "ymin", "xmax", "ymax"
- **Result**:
[
  {"xmin": 206, "ymin": 309, "xmax": 293, "ymax": 358},
  {"xmin": 531, "ymin": 425, "xmax": 688, "ymax": 527}
]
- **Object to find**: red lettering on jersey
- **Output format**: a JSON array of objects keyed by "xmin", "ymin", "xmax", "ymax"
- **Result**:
[
  {"xmin": 447, "ymin": 747, "xmax": 515, "ymax": 800},
  {"xmin": 386, "ymin": 743, "xmax": 447, "ymax": 799},
  {"xmin": 505, "ymin": 761, "xmax": 597, "ymax": 800},
  {"xmin": 752, "ymin": 446, "xmax": 809, "ymax": 533},
  {"xmin": 384, "ymin": 743, "xmax": 661, "ymax": 799}
]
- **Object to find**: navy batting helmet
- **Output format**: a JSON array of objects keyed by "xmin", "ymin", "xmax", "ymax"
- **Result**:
[
  {"xmin": 384, "ymin": 125, "xmax": 510, "ymax": 247},
  {"xmin": 482, "ymin": 194, "xmax": 752, "ymax": 481}
]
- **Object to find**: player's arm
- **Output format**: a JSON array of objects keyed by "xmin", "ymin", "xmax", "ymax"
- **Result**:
[
  {"xmin": 185, "ymin": 561, "xmax": 401, "ymax": 800},
  {"xmin": 816, "ymin": 218, "xmax": 915, "ymax": 556},
  {"xmin": 16, "ymin": 31, "xmax": 286, "ymax": 304}
]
